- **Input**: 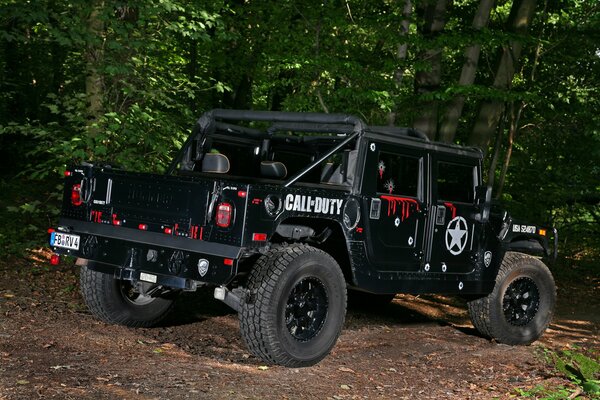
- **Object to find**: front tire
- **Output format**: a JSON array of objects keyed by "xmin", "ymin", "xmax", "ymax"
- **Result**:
[
  {"xmin": 468, "ymin": 252, "xmax": 556, "ymax": 345},
  {"xmin": 80, "ymin": 263, "xmax": 176, "ymax": 328},
  {"xmin": 239, "ymin": 244, "xmax": 347, "ymax": 367}
]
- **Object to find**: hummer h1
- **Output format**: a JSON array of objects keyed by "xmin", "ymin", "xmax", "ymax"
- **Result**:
[{"xmin": 49, "ymin": 109, "xmax": 557, "ymax": 367}]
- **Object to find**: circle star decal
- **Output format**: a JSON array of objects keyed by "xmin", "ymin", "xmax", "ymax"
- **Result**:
[{"xmin": 445, "ymin": 216, "xmax": 469, "ymax": 255}]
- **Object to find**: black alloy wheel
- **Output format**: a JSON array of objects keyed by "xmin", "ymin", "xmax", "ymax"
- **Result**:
[
  {"xmin": 285, "ymin": 277, "xmax": 328, "ymax": 341},
  {"xmin": 502, "ymin": 277, "xmax": 540, "ymax": 326}
]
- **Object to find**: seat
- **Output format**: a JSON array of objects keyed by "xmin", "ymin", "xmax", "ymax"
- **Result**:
[
  {"xmin": 321, "ymin": 150, "xmax": 357, "ymax": 185},
  {"xmin": 201, "ymin": 153, "xmax": 230, "ymax": 173},
  {"xmin": 261, "ymin": 161, "xmax": 287, "ymax": 179}
]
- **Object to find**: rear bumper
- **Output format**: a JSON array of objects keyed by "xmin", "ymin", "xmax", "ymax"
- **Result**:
[{"xmin": 50, "ymin": 218, "xmax": 243, "ymax": 287}]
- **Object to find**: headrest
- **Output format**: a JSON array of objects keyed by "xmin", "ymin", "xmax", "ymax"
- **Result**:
[
  {"xmin": 261, "ymin": 161, "xmax": 287, "ymax": 179},
  {"xmin": 201, "ymin": 153, "xmax": 230, "ymax": 173}
]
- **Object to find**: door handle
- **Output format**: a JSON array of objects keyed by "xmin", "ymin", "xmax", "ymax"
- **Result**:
[{"xmin": 435, "ymin": 205, "xmax": 446, "ymax": 225}]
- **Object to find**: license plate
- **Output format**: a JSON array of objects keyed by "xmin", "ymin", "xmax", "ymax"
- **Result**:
[{"xmin": 50, "ymin": 232, "xmax": 80, "ymax": 250}]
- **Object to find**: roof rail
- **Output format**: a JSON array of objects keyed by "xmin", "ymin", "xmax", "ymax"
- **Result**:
[{"xmin": 368, "ymin": 126, "xmax": 429, "ymax": 141}]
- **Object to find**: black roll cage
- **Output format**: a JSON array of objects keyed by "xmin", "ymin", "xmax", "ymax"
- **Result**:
[{"xmin": 167, "ymin": 109, "xmax": 429, "ymax": 186}]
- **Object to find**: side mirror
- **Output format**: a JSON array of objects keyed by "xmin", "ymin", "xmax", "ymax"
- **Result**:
[{"xmin": 474, "ymin": 185, "xmax": 492, "ymax": 223}]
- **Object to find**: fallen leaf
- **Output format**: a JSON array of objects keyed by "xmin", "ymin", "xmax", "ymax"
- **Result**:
[
  {"xmin": 257, "ymin": 366, "xmax": 269, "ymax": 371},
  {"xmin": 340, "ymin": 384, "xmax": 351, "ymax": 390},
  {"xmin": 338, "ymin": 367, "xmax": 355, "ymax": 374},
  {"xmin": 50, "ymin": 365, "xmax": 71, "ymax": 370},
  {"xmin": 16, "ymin": 380, "xmax": 29, "ymax": 385}
]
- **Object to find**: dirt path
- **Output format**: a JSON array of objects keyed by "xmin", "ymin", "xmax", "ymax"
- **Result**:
[{"xmin": 0, "ymin": 254, "xmax": 598, "ymax": 399}]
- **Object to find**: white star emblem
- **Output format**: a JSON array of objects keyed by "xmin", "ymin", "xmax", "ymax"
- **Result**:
[{"xmin": 445, "ymin": 216, "xmax": 469, "ymax": 255}]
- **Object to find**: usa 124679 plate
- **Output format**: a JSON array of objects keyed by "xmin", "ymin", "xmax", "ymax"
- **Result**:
[{"xmin": 50, "ymin": 232, "xmax": 80, "ymax": 250}]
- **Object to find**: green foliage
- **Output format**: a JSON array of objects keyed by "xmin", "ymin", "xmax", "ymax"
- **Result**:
[
  {"xmin": 552, "ymin": 349, "xmax": 600, "ymax": 393},
  {"xmin": 515, "ymin": 347, "xmax": 600, "ymax": 399},
  {"xmin": 0, "ymin": 0, "xmax": 598, "ymax": 260}
]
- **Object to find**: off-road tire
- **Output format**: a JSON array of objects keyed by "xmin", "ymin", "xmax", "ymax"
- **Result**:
[
  {"xmin": 80, "ymin": 263, "xmax": 176, "ymax": 328},
  {"xmin": 239, "ymin": 244, "xmax": 347, "ymax": 367},
  {"xmin": 467, "ymin": 252, "xmax": 556, "ymax": 345}
]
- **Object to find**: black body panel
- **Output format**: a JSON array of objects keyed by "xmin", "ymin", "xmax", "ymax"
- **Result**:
[{"xmin": 50, "ymin": 109, "xmax": 556, "ymax": 296}]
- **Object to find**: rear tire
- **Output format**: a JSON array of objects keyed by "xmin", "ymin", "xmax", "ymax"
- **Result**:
[
  {"xmin": 467, "ymin": 252, "xmax": 556, "ymax": 345},
  {"xmin": 239, "ymin": 244, "xmax": 347, "ymax": 367},
  {"xmin": 80, "ymin": 263, "xmax": 176, "ymax": 328}
]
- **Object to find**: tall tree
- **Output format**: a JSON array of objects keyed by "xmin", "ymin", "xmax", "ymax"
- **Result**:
[
  {"xmin": 387, "ymin": 0, "xmax": 412, "ymax": 126},
  {"xmin": 412, "ymin": 0, "xmax": 449, "ymax": 139},
  {"xmin": 85, "ymin": 0, "xmax": 105, "ymax": 127},
  {"xmin": 438, "ymin": 0, "xmax": 495, "ymax": 143},
  {"xmin": 468, "ymin": 0, "xmax": 537, "ymax": 150}
]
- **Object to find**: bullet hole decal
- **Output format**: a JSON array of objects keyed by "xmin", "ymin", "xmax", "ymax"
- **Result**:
[{"xmin": 378, "ymin": 160, "xmax": 386, "ymax": 179}]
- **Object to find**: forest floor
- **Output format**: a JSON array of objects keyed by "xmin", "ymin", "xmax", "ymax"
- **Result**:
[{"xmin": 0, "ymin": 249, "xmax": 598, "ymax": 400}]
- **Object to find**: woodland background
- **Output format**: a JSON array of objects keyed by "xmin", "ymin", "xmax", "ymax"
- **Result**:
[{"xmin": 0, "ymin": 0, "xmax": 598, "ymax": 261}]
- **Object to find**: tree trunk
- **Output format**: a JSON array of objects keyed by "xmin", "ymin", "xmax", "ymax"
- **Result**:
[
  {"xmin": 188, "ymin": 39, "xmax": 198, "ymax": 114},
  {"xmin": 438, "ymin": 0, "xmax": 495, "ymax": 143},
  {"xmin": 387, "ymin": 0, "xmax": 412, "ymax": 126},
  {"xmin": 468, "ymin": 0, "xmax": 537, "ymax": 150},
  {"xmin": 412, "ymin": 0, "xmax": 449, "ymax": 140},
  {"xmin": 85, "ymin": 0, "xmax": 105, "ymax": 129},
  {"xmin": 496, "ymin": 102, "xmax": 525, "ymax": 198},
  {"xmin": 486, "ymin": 110, "xmax": 506, "ymax": 188}
]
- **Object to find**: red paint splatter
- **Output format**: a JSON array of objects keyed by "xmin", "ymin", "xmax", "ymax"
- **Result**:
[
  {"xmin": 444, "ymin": 202, "xmax": 456, "ymax": 219},
  {"xmin": 381, "ymin": 195, "xmax": 420, "ymax": 222}
]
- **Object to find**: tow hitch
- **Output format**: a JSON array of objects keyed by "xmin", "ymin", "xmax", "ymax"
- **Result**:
[{"xmin": 214, "ymin": 286, "xmax": 242, "ymax": 313}]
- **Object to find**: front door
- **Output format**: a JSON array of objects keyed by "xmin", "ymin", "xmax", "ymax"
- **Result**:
[
  {"xmin": 426, "ymin": 157, "xmax": 481, "ymax": 274},
  {"xmin": 362, "ymin": 142, "xmax": 426, "ymax": 272}
]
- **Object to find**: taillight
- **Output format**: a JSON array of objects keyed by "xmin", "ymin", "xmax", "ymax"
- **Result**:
[
  {"xmin": 71, "ymin": 184, "xmax": 83, "ymax": 206},
  {"xmin": 50, "ymin": 254, "xmax": 60, "ymax": 265},
  {"xmin": 252, "ymin": 233, "xmax": 267, "ymax": 241},
  {"xmin": 216, "ymin": 203, "xmax": 232, "ymax": 227}
]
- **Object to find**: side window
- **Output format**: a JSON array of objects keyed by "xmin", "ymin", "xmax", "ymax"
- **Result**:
[
  {"xmin": 437, "ymin": 162, "xmax": 476, "ymax": 203},
  {"xmin": 376, "ymin": 152, "xmax": 420, "ymax": 197}
]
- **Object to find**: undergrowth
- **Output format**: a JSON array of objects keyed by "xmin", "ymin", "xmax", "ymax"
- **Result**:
[{"xmin": 515, "ymin": 347, "xmax": 600, "ymax": 399}]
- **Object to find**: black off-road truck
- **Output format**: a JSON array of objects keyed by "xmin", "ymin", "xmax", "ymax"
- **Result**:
[{"xmin": 49, "ymin": 109, "xmax": 557, "ymax": 367}]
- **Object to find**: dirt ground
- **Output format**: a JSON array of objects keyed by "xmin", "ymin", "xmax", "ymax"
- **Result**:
[{"xmin": 0, "ymin": 250, "xmax": 598, "ymax": 400}]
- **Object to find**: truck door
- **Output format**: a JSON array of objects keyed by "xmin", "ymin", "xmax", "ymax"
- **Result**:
[
  {"xmin": 426, "ymin": 157, "xmax": 481, "ymax": 274},
  {"xmin": 362, "ymin": 142, "xmax": 426, "ymax": 272}
]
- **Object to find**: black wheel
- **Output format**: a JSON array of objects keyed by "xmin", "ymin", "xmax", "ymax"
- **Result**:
[
  {"xmin": 467, "ymin": 252, "xmax": 556, "ymax": 345},
  {"xmin": 80, "ymin": 263, "xmax": 177, "ymax": 328},
  {"xmin": 239, "ymin": 244, "xmax": 347, "ymax": 367}
]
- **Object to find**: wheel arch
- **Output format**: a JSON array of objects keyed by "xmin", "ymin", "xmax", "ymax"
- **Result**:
[
  {"xmin": 506, "ymin": 236, "xmax": 546, "ymax": 257},
  {"xmin": 273, "ymin": 216, "xmax": 356, "ymax": 285}
]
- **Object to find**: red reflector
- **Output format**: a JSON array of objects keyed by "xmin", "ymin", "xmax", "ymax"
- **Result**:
[
  {"xmin": 138, "ymin": 224, "xmax": 148, "ymax": 230},
  {"xmin": 71, "ymin": 184, "xmax": 83, "ymax": 206},
  {"xmin": 164, "ymin": 227, "xmax": 173, "ymax": 235},
  {"xmin": 224, "ymin": 258, "xmax": 234, "ymax": 266},
  {"xmin": 238, "ymin": 190, "xmax": 247, "ymax": 198},
  {"xmin": 50, "ymin": 254, "xmax": 60, "ymax": 266},
  {"xmin": 112, "ymin": 214, "xmax": 121, "ymax": 226},
  {"xmin": 252, "ymin": 233, "xmax": 267, "ymax": 241},
  {"xmin": 47, "ymin": 228, "xmax": 55, "ymax": 234},
  {"xmin": 64, "ymin": 171, "xmax": 72, "ymax": 177},
  {"xmin": 216, "ymin": 203, "xmax": 232, "ymax": 228}
]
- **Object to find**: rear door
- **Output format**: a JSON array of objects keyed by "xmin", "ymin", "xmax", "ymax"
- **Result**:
[
  {"xmin": 362, "ymin": 142, "xmax": 426, "ymax": 272},
  {"xmin": 426, "ymin": 156, "xmax": 481, "ymax": 274}
]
